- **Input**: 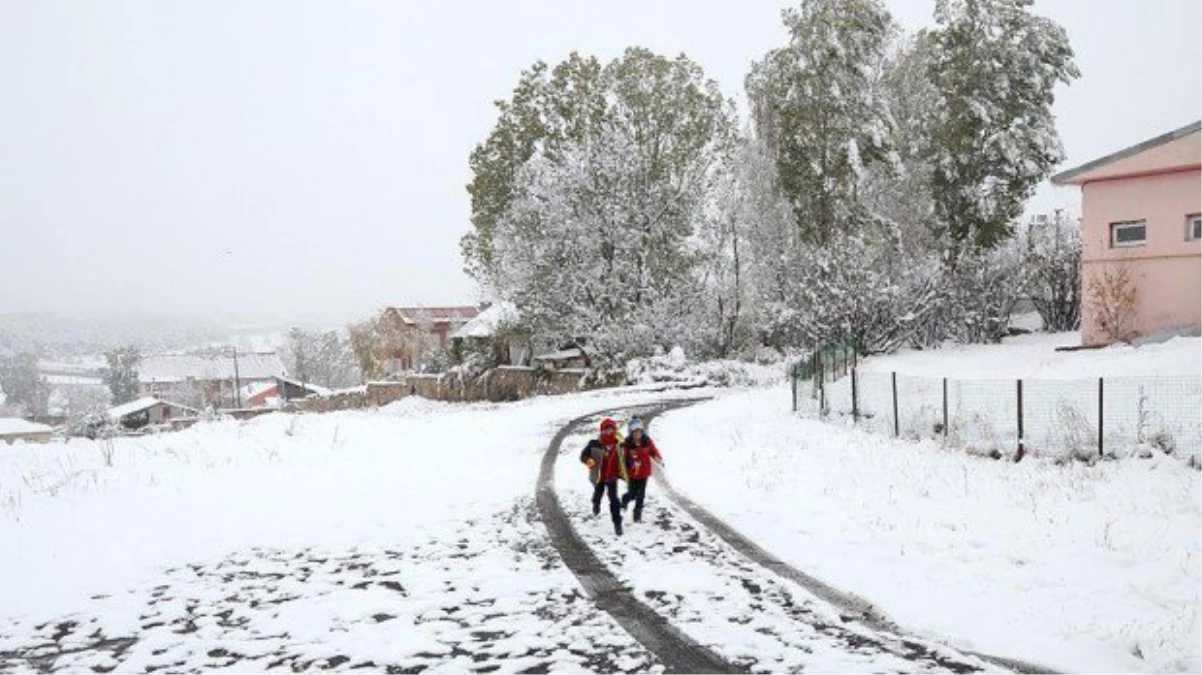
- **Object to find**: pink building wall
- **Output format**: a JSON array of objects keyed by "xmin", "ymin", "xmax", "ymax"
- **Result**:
[{"xmin": 1080, "ymin": 168, "xmax": 1201, "ymax": 345}]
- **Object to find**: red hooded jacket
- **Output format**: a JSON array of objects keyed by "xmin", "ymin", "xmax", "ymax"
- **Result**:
[{"xmin": 623, "ymin": 434, "xmax": 662, "ymax": 480}]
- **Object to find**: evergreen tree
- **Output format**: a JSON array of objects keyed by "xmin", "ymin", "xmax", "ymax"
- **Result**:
[{"xmin": 103, "ymin": 345, "xmax": 141, "ymax": 405}]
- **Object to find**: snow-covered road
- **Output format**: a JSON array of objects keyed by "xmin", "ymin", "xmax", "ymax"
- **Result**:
[{"xmin": 1, "ymin": 378, "xmax": 1196, "ymax": 673}]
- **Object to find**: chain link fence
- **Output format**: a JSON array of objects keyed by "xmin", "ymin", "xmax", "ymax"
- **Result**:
[{"xmin": 792, "ymin": 355, "xmax": 1201, "ymax": 462}]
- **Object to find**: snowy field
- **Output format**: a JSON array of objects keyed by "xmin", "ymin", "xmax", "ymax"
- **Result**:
[
  {"xmin": 660, "ymin": 387, "xmax": 1200, "ymax": 674},
  {"xmin": 0, "ymin": 337, "xmax": 1198, "ymax": 673},
  {"xmin": 0, "ymin": 390, "xmax": 680, "ymax": 672},
  {"xmin": 819, "ymin": 333, "xmax": 1202, "ymax": 461}
]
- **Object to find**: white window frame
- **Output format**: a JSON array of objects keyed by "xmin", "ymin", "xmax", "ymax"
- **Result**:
[
  {"xmin": 1187, "ymin": 214, "xmax": 1201, "ymax": 242},
  {"xmin": 1110, "ymin": 220, "xmax": 1147, "ymax": 248}
]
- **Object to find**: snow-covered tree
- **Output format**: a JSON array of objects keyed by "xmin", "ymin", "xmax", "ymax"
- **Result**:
[
  {"xmin": 747, "ymin": 0, "xmax": 895, "ymax": 245},
  {"xmin": 861, "ymin": 30, "xmax": 940, "ymax": 247},
  {"xmin": 347, "ymin": 319, "xmax": 388, "ymax": 381},
  {"xmin": 103, "ymin": 345, "xmax": 141, "ymax": 405},
  {"xmin": 463, "ymin": 54, "xmax": 607, "ymax": 284},
  {"xmin": 695, "ymin": 144, "xmax": 751, "ymax": 358},
  {"xmin": 485, "ymin": 48, "xmax": 736, "ymax": 364},
  {"xmin": 777, "ymin": 219, "xmax": 946, "ymax": 353},
  {"xmin": 927, "ymin": 0, "xmax": 1078, "ymax": 250},
  {"xmin": 0, "ymin": 352, "xmax": 50, "ymax": 416},
  {"xmin": 285, "ymin": 328, "xmax": 360, "ymax": 388}
]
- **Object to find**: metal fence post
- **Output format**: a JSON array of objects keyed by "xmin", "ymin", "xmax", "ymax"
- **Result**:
[
  {"xmin": 1015, "ymin": 378, "xmax": 1025, "ymax": 462},
  {"xmin": 791, "ymin": 363, "xmax": 798, "ymax": 412},
  {"xmin": 851, "ymin": 367, "xmax": 859, "ymax": 422},
  {"xmin": 942, "ymin": 377, "xmax": 948, "ymax": 440},
  {"xmin": 818, "ymin": 352, "xmax": 826, "ymax": 417},
  {"xmin": 891, "ymin": 371, "xmax": 899, "ymax": 438},
  {"xmin": 1098, "ymin": 376, "xmax": 1104, "ymax": 457}
]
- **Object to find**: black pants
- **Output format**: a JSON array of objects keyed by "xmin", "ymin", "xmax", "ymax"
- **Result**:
[
  {"xmin": 621, "ymin": 479, "xmax": 648, "ymax": 521},
  {"xmin": 592, "ymin": 480, "xmax": 622, "ymax": 531}
]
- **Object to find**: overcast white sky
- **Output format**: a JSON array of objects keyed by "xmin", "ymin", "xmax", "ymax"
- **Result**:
[{"xmin": 1, "ymin": 0, "xmax": 1198, "ymax": 326}]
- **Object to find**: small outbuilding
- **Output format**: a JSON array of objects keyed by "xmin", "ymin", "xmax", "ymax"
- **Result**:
[
  {"xmin": 531, "ymin": 346, "xmax": 594, "ymax": 371},
  {"xmin": 0, "ymin": 418, "xmax": 53, "ymax": 445},
  {"xmin": 274, "ymin": 376, "xmax": 333, "ymax": 403},
  {"xmin": 451, "ymin": 302, "xmax": 529, "ymax": 366},
  {"xmin": 107, "ymin": 397, "xmax": 199, "ymax": 432}
]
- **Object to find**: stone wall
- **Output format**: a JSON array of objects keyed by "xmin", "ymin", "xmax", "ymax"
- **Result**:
[
  {"xmin": 284, "ymin": 390, "xmax": 369, "ymax": 413},
  {"xmin": 284, "ymin": 366, "xmax": 603, "ymax": 413}
]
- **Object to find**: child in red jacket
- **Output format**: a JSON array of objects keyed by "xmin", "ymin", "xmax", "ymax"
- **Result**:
[
  {"xmin": 579, "ymin": 417, "xmax": 628, "ymax": 536},
  {"xmin": 620, "ymin": 416, "xmax": 663, "ymax": 524}
]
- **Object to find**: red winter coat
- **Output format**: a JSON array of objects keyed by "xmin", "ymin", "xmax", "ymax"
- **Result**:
[
  {"xmin": 623, "ymin": 435, "xmax": 662, "ymax": 480},
  {"xmin": 580, "ymin": 438, "xmax": 627, "ymax": 484}
]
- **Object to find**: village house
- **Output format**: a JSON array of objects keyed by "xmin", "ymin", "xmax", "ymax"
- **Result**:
[
  {"xmin": 1051, "ymin": 121, "xmax": 1201, "ymax": 346},
  {"xmin": 139, "ymin": 351, "xmax": 286, "ymax": 408},
  {"xmin": 378, "ymin": 306, "xmax": 480, "ymax": 374}
]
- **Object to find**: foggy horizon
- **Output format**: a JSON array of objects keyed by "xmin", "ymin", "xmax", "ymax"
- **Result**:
[{"xmin": 2, "ymin": 0, "xmax": 1199, "ymax": 328}]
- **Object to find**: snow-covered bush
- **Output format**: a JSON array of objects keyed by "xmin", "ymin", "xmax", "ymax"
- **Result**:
[
  {"xmin": 625, "ymin": 346, "xmax": 783, "ymax": 388},
  {"xmin": 1023, "ymin": 212, "xmax": 1082, "ymax": 332}
]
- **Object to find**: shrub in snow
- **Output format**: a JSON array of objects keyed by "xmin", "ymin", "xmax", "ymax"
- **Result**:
[
  {"xmin": 1050, "ymin": 400, "xmax": 1097, "ymax": 464},
  {"xmin": 1086, "ymin": 263, "xmax": 1139, "ymax": 344},
  {"xmin": 1023, "ymin": 212, "xmax": 1082, "ymax": 332},
  {"xmin": 626, "ymin": 349, "xmax": 782, "ymax": 388}
]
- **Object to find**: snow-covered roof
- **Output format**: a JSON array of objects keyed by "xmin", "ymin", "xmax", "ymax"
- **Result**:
[
  {"xmin": 384, "ymin": 306, "xmax": 480, "ymax": 326},
  {"xmin": 452, "ymin": 302, "xmax": 519, "ymax": 340},
  {"xmin": 107, "ymin": 397, "xmax": 198, "ymax": 421},
  {"xmin": 240, "ymin": 381, "xmax": 277, "ymax": 399},
  {"xmin": 275, "ymin": 375, "xmax": 333, "ymax": 396},
  {"xmin": 0, "ymin": 418, "xmax": 52, "ymax": 435},
  {"xmin": 44, "ymin": 374, "xmax": 105, "ymax": 387},
  {"xmin": 139, "ymin": 352, "xmax": 285, "ymax": 383},
  {"xmin": 532, "ymin": 347, "xmax": 592, "ymax": 362}
]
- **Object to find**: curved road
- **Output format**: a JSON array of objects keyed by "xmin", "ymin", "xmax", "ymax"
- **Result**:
[{"xmin": 536, "ymin": 398, "xmax": 1055, "ymax": 674}]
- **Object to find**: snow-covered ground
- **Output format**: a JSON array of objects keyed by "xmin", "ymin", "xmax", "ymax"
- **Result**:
[
  {"xmin": 0, "ymin": 336, "xmax": 1197, "ymax": 673},
  {"xmin": 660, "ymin": 387, "xmax": 1200, "ymax": 674},
  {"xmin": 0, "ymin": 390, "xmax": 693, "ymax": 672},
  {"xmin": 854, "ymin": 331, "xmax": 1200, "ymax": 379}
]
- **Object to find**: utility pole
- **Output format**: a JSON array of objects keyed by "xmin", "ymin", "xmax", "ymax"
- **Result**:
[{"xmin": 231, "ymin": 347, "xmax": 242, "ymax": 408}]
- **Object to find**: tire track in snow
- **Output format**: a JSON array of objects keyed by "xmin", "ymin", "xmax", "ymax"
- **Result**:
[
  {"xmin": 541, "ymin": 398, "xmax": 1056, "ymax": 674},
  {"xmin": 537, "ymin": 400, "xmax": 741, "ymax": 674}
]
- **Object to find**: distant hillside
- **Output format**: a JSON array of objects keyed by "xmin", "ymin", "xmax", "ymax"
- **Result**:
[{"xmin": 0, "ymin": 312, "xmax": 231, "ymax": 358}]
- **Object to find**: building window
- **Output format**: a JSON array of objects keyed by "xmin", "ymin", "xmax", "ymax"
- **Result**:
[
  {"xmin": 1110, "ymin": 220, "xmax": 1146, "ymax": 248},
  {"xmin": 1188, "ymin": 214, "xmax": 1201, "ymax": 241}
]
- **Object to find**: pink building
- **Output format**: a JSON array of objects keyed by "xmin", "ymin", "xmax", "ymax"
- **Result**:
[{"xmin": 1052, "ymin": 121, "xmax": 1201, "ymax": 346}]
